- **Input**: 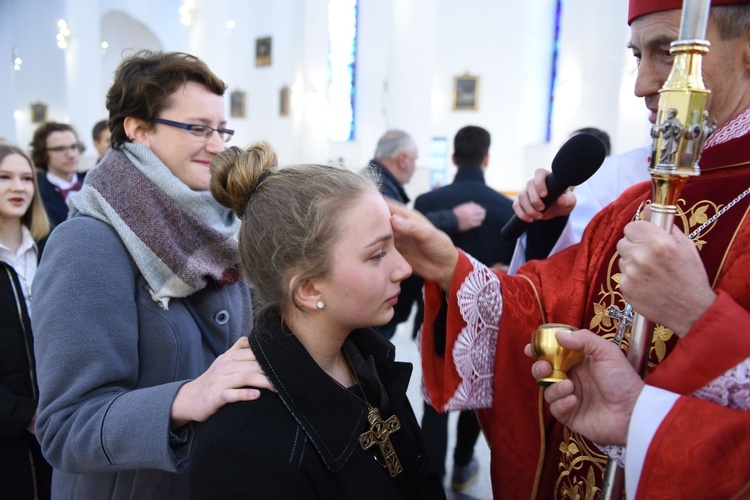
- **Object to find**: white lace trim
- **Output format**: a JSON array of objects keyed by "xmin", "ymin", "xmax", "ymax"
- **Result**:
[
  {"xmin": 443, "ymin": 254, "xmax": 500, "ymax": 411},
  {"xmin": 705, "ymin": 107, "xmax": 750, "ymax": 148},
  {"xmin": 596, "ymin": 357, "xmax": 750, "ymax": 465},
  {"xmin": 690, "ymin": 356, "xmax": 750, "ymax": 410}
]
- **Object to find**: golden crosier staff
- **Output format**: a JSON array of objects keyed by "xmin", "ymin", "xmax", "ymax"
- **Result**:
[
  {"xmin": 630, "ymin": 0, "xmax": 715, "ymax": 371},
  {"xmin": 601, "ymin": 0, "xmax": 715, "ymax": 497}
]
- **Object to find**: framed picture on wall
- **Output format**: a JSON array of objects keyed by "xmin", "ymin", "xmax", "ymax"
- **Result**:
[
  {"xmin": 30, "ymin": 102, "xmax": 48, "ymax": 123},
  {"xmin": 452, "ymin": 74, "xmax": 480, "ymax": 111},
  {"xmin": 230, "ymin": 90, "xmax": 246, "ymax": 118},
  {"xmin": 256, "ymin": 37, "xmax": 272, "ymax": 67},
  {"xmin": 279, "ymin": 86, "xmax": 290, "ymax": 116}
]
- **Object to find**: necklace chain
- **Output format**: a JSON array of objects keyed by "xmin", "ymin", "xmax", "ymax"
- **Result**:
[
  {"xmin": 341, "ymin": 350, "xmax": 371, "ymax": 407},
  {"xmin": 612, "ymin": 187, "xmax": 750, "ymax": 349},
  {"xmin": 633, "ymin": 186, "xmax": 750, "ymax": 240},
  {"xmin": 341, "ymin": 348, "xmax": 404, "ymax": 477},
  {"xmin": 688, "ymin": 187, "xmax": 750, "ymax": 239}
]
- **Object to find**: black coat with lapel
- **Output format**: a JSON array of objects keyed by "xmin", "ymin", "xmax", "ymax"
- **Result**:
[{"xmin": 190, "ymin": 311, "xmax": 445, "ymax": 499}]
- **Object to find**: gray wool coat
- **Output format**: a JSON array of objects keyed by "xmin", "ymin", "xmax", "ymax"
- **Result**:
[{"xmin": 32, "ymin": 216, "xmax": 251, "ymax": 499}]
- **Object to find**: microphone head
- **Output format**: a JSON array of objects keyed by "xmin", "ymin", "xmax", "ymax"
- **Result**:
[{"xmin": 550, "ymin": 133, "xmax": 607, "ymax": 187}]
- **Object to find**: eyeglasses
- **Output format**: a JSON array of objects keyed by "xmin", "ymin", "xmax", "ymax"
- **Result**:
[
  {"xmin": 47, "ymin": 143, "xmax": 84, "ymax": 154},
  {"xmin": 152, "ymin": 118, "xmax": 234, "ymax": 143}
]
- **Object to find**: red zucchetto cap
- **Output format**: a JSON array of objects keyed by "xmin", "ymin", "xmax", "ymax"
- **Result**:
[{"xmin": 628, "ymin": 0, "xmax": 750, "ymax": 24}]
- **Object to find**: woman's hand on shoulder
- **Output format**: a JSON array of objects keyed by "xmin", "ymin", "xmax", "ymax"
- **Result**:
[{"xmin": 170, "ymin": 336, "xmax": 274, "ymax": 427}]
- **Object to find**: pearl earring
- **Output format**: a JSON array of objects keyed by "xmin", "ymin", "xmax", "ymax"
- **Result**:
[{"xmin": 316, "ymin": 301, "xmax": 325, "ymax": 310}]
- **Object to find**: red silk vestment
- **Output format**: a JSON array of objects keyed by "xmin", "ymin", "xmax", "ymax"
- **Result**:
[{"xmin": 421, "ymin": 127, "xmax": 750, "ymax": 499}]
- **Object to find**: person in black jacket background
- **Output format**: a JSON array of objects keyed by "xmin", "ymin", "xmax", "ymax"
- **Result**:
[{"xmin": 0, "ymin": 144, "xmax": 52, "ymax": 499}]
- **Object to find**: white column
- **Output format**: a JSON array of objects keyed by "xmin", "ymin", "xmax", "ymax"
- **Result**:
[{"xmin": 64, "ymin": 0, "xmax": 104, "ymax": 169}]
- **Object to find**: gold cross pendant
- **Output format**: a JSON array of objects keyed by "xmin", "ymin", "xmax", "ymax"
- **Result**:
[{"xmin": 358, "ymin": 406, "xmax": 403, "ymax": 477}]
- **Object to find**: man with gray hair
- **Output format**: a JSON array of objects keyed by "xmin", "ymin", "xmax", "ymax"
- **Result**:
[
  {"xmin": 369, "ymin": 130, "xmax": 418, "ymax": 201},
  {"xmin": 366, "ymin": 129, "xmax": 486, "ymax": 339}
]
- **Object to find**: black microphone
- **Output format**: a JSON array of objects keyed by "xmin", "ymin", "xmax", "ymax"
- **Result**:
[{"xmin": 500, "ymin": 133, "xmax": 606, "ymax": 241}]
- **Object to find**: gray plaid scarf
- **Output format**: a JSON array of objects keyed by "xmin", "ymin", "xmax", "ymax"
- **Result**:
[{"xmin": 69, "ymin": 142, "xmax": 241, "ymax": 308}]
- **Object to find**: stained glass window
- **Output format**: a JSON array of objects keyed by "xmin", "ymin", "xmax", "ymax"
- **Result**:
[
  {"xmin": 546, "ymin": 0, "xmax": 562, "ymax": 141},
  {"xmin": 328, "ymin": 0, "xmax": 358, "ymax": 142}
]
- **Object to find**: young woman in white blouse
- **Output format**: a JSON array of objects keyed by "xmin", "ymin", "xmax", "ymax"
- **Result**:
[{"xmin": 0, "ymin": 144, "xmax": 52, "ymax": 499}]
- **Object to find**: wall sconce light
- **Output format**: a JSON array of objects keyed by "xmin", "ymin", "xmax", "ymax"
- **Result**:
[
  {"xmin": 12, "ymin": 48, "xmax": 22, "ymax": 71},
  {"xmin": 100, "ymin": 41, "xmax": 109, "ymax": 56},
  {"xmin": 57, "ymin": 19, "xmax": 70, "ymax": 49},
  {"xmin": 179, "ymin": 0, "xmax": 197, "ymax": 26}
]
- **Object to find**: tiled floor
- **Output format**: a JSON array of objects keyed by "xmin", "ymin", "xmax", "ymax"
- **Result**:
[{"xmin": 391, "ymin": 318, "xmax": 493, "ymax": 500}]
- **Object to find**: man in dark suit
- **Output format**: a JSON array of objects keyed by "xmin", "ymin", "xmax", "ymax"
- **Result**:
[
  {"xmin": 415, "ymin": 126, "xmax": 516, "ymax": 271},
  {"xmin": 413, "ymin": 125, "xmax": 516, "ymax": 491}
]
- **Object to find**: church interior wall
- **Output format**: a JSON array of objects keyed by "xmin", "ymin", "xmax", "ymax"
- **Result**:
[
  {"xmin": 0, "ymin": 2, "xmax": 14, "ymax": 139},
  {"xmin": 1, "ymin": 0, "xmax": 653, "ymax": 196}
]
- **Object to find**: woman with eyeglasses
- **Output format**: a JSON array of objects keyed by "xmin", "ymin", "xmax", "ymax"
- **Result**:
[
  {"xmin": 29, "ymin": 122, "xmax": 86, "ymax": 228},
  {"xmin": 0, "ymin": 144, "xmax": 52, "ymax": 499},
  {"xmin": 31, "ymin": 51, "xmax": 272, "ymax": 498}
]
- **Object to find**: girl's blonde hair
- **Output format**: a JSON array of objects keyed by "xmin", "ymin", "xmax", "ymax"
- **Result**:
[
  {"xmin": 210, "ymin": 142, "xmax": 380, "ymax": 319},
  {"xmin": 0, "ymin": 144, "xmax": 50, "ymax": 241}
]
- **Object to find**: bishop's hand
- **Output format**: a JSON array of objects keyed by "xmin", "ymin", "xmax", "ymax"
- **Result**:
[
  {"xmin": 387, "ymin": 198, "xmax": 459, "ymax": 292},
  {"xmin": 616, "ymin": 220, "xmax": 716, "ymax": 337}
]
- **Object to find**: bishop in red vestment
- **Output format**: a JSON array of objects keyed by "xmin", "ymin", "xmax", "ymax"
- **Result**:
[
  {"xmin": 395, "ymin": 1, "xmax": 750, "ymax": 498},
  {"xmin": 422, "ymin": 112, "xmax": 750, "ymax": 498},
  {"xmin": 418, "ymin": 119, "xmax": 750, "ymax": 498}
]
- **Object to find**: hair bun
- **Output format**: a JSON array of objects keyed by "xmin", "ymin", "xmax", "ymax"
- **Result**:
[{"xmin": 210, "ymin": 142, "xmax": 278, "ymax": 217}]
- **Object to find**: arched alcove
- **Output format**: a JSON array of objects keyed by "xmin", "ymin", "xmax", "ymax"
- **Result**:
[{"xmin": 100, "ymin": 10, "xmax": 163, "ymax": 91}]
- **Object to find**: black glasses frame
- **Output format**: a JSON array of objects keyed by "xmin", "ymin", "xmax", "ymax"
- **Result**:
[
  {"xmin": 152, "ymin": 117, "xmax": 234, "ymax": 142},
  {"xmin": 46, "ymin": 143, "xmax": 84, "ymax": 154}
]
